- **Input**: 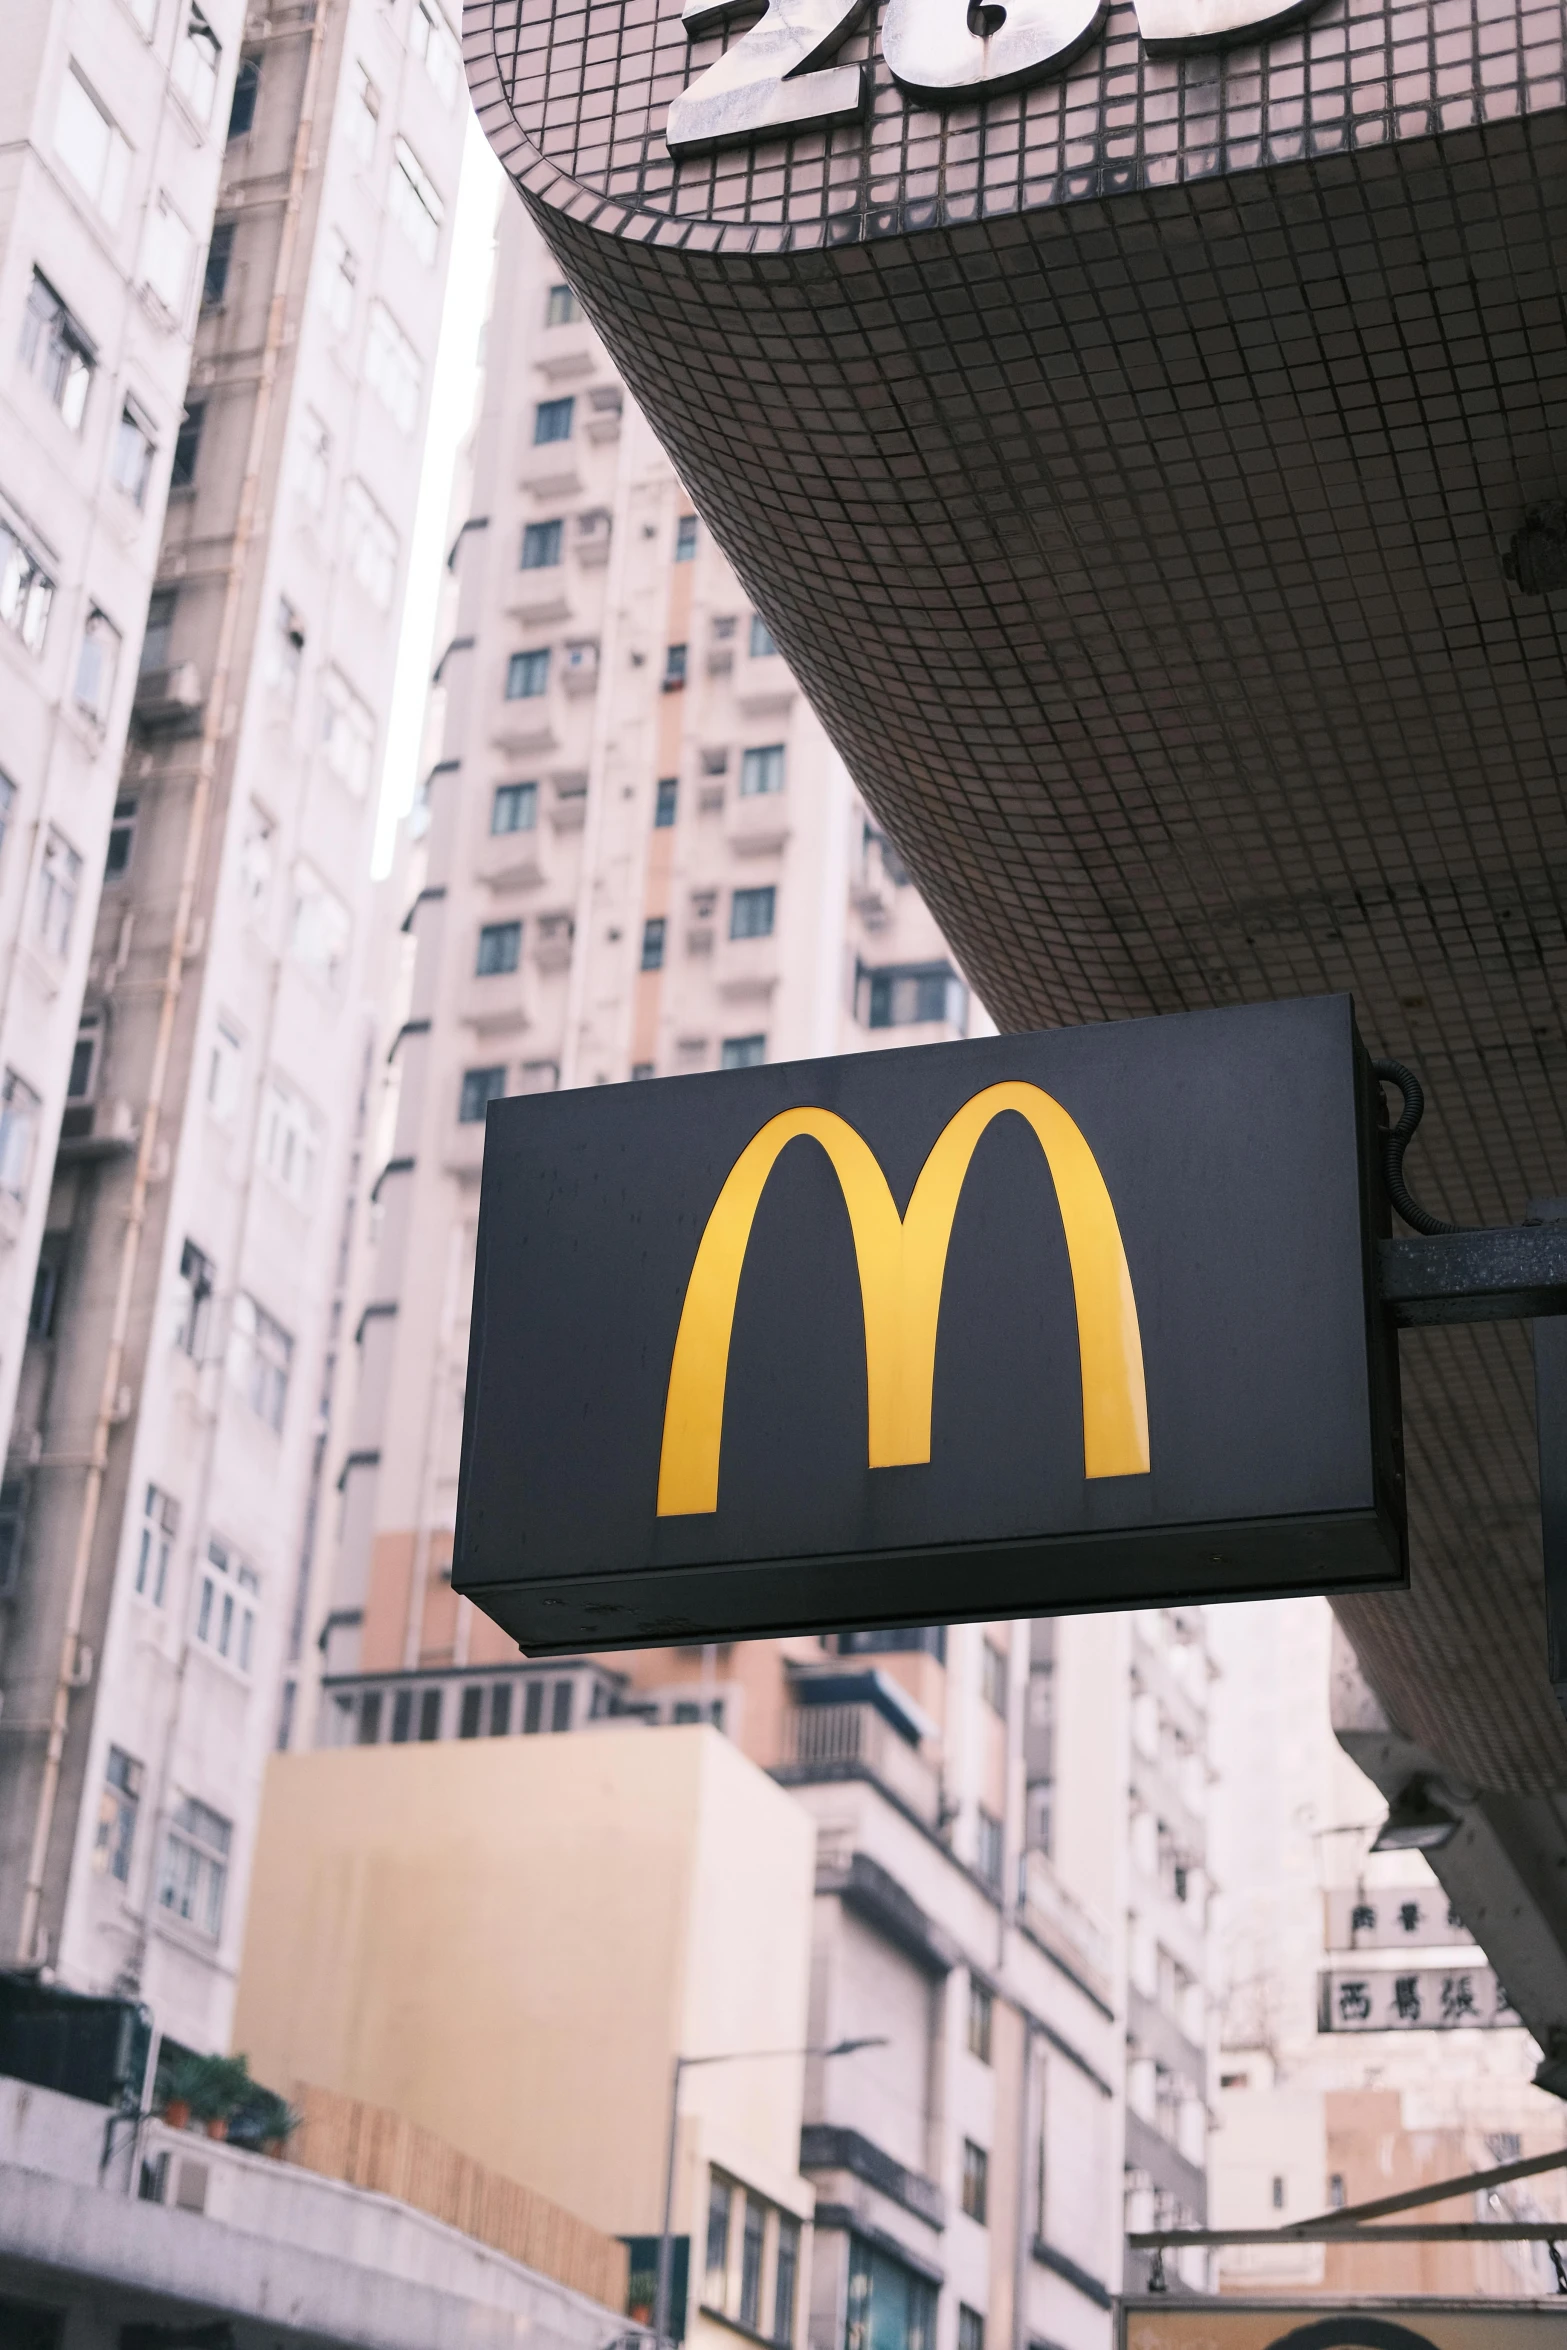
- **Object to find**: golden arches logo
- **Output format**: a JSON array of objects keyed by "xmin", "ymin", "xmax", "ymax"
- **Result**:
[{"xmin": 657, "ymin": 1081, "xmax": 1149, "ymax": 1517}]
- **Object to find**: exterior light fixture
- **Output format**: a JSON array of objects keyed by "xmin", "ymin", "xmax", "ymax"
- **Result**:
[
  {"xmin": 1370, "ymin": 1778, "xmax": 1461, "ymax": 1854},
  {"xmin": 1502, "ymin": 501, "xmax": 1567, "ymax": 595}
]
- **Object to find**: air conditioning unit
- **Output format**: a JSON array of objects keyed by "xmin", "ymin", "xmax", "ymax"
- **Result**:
[{"xmin": 133, "ymin": 660, "xmax": 204, "ymax": 731}]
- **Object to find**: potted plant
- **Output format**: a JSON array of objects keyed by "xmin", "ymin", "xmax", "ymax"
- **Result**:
[{"xmin": 158, "ymin": 2049, "xmax": 254, "ymax": 2136}]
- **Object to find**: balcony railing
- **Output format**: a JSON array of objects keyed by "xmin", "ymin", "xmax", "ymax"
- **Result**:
[
  {"xmin": 779, "ymin": 1700, "xmax": 939, "ymax": 1827},
  {"xmin": 1019, "ymin": 1847, "xmax": 1113, "ymax": 2000}
]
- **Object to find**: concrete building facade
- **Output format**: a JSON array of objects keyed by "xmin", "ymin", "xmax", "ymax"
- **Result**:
[
  {"xmin": 0, "ymin": 0, "xmax": 243, "ymax": 1510},
  {"xmin": 0, "ymin": 0, "xmax": 467, "ymax": 2054},
  {"xmin": 299, "ymin": 191, "xmax": 1217, "ymax": 2348}
]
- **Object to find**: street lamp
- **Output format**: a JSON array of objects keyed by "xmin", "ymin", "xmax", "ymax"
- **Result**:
[{"xmin": 652, "ymin": 2036, "xmax": 888, "ymax": 2346}]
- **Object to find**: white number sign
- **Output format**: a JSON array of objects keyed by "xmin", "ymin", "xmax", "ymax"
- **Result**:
[{"xmin": 667, "ymin": 0, "xmax": 1329, "ymax": 151}]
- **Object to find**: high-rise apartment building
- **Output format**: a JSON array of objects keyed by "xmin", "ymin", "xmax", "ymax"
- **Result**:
[
  {"xmin": 0, "ymin": 0, "xmax": 243, "ymax": 1478},
  {"xmin": 0, "ymin": 0, "xmax": 467, "ymax": 2051},
  {"xmin": 300, "ymin": 192, "xmax": 1215, "ymax": 2345}
]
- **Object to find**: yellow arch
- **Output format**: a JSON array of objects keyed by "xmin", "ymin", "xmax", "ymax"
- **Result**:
[{"xmin": 656, "ymin": 1084, "xmax": 1148, "ymax": 1516}]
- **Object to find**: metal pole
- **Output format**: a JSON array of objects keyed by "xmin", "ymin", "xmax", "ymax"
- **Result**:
[
  {"xmin": 1533, "ymin": 1199, "xmax": 1567, "ymax": 1717},
  {"xmin": 653, "ymin": 2055, "xmax": 684, "ymax": 2347}
]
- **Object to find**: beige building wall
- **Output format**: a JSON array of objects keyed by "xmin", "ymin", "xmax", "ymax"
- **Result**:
[{"xmin": 235, "ymin": 1723, "xmax": 817, "ymax": 2350}]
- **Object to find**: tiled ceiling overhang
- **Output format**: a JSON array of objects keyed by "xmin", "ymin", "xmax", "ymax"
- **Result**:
[{"xmin": 464, "ymin": 0, "xmax": 1567, "ymax": 1939}]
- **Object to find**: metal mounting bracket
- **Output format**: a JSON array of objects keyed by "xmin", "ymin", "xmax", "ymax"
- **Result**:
[{"xmin": 1375, "ymin": 1198, "xmax": 1567, "ymax": 1722}]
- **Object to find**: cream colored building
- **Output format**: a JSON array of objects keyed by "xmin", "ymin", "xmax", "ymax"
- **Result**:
[
  {"xmin": 0, "ymin": 0, "xmax": 466, "ymax": 2051},
  {"xmin": 235, "ymin": 1724, "xmax": 817, "ymax": 2350},
  {"xmin": 0, "ymin": 0, "xmax": 243, "ymax": 1497}
]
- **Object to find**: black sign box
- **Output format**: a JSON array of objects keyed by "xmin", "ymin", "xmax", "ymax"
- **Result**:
[{"xmin": 455, "ymin": 995, "xmax": 1404, "ymax": 1653}]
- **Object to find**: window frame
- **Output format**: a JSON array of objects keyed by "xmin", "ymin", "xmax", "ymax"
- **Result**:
[
  {"xmin": 730, "ymin": 885, "xmax": 776, "ymax": 942},
  {"xmin": 533, "ymin": 395, "xmax": 574, "ymax": 446}
]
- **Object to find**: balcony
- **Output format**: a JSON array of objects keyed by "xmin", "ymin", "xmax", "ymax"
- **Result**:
[
  {"xmin": 777, "ymin": 1679, "xmax": 940, "ymax": 1828},
  {"xmin": 1019, "ymin": 1847, "xmax": 1113, "ymax": 2004},
  {"xmin": 725, "ymin": 791, "xmax": 790, "ymax": 859}
]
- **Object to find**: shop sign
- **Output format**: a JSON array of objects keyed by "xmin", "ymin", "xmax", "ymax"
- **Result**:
[
  {"xmin": 1324, "ymin": 1888, "xmax": 1476, "ymax": 1953},
  {"xmin": 1319, "ymin": 1966, "xmax": 1518, "ymax": 2033},
  {"xmin": 455, "ymin": 994, "xmax": 1402, "ymax": 1653},
  {"xmin": 1120, "ymin": 2300, "xmax": 1563, "ymax": 2349}
]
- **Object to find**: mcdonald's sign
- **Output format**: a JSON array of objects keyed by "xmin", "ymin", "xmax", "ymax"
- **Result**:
[{"xmin": 455, "ymin": 994, "xmax": 1404, "ymax": 1653}]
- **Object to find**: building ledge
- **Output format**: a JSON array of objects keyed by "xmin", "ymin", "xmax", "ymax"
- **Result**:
[
  {"xmin": 799, "ymin": 2126, "xmax": 944, "ymax": 2231},
  {"xmin": 1031, "ymin": 2237, "xmax": 1111, "ymax": 2309}
]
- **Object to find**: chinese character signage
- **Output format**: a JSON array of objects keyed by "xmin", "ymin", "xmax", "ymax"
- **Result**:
[
  {"xmin": 1318, "ymin": 1966, "xmax": 1518, "ymax": 2033},
  {"xmin": 456, "ymin": 996, "xmax": 1405, "ymax": 1652},
  {"xmin": 1121, "ymin": 2302, "xmax": 1562, "ymax": 2350},
  {"xmin": 1324, "ymin": 1886, "xmax": 1476, "ymax": 1951}
]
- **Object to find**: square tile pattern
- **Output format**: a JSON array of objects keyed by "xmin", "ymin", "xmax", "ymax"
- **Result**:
[{"xmin": 467, "ymin": 0, "xmax": 1567, "ymax": 1806}]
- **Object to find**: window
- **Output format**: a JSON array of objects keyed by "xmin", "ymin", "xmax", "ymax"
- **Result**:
[
  {"xmin": 551, "ymin": 1680, "xmax": 573, "ymax": 1731},
  {"xmin": 174, "ymin": 1238, "xmax": 215, "ymax": 1359},
  {"xmin": 115, "ymin": 400, "xmax": 157, "ymax": 503},
  {"xmin": 169, "ymin": 399, "xmax": 204, "ymax": 490},
  {"xmin": 490, "ymin": 1683, "xmax": 512, "ymax": 1735},
  {"xmin": 94, "ymin": 1748, "xmax": 143, "ymax": 1883},
  {"xmin": 0, "ymin": 1478, "xmax": 25, "ymax": 1599},
  {"xmin": 523, "ymin": 1682, "xmax": 544, "ymax": 1733},
  {"xmin": 654, "ymin": 777, "xmax": 677, "ymax": 828},
  {"xmin": 227, "ymin": 55, "xmax": 260, "ymax": 138},
  {"xmin": 134, "ymin": 1484, "xmax": 179, "ymax": 1604},
  {"xmin": 67, "ymin": 1013, "xmax": 101, "ymax": 1105},
  {"xmin": 0, "ymin": 773, "xmax": 14, "ymax": 867},
  {"xmin": 365, "ymin": 302, "xmax": 421, "ymax": 432},
  {"xmin": 460, "ymin": 1685, "xmax": 483, "ymax": 1738},
  {"xmin": 846, "ymin": 2240, "xmax": 935, "ymax": 2350},
  {"xmin": 0, "ymin": 1071, "xmax": 40, "ymax": 1201},
  {"xmin": 1328, "ymin": 2173, "xmax": 1346, "ymax": 2209},
  {"xmin": 343, "ymin": 480, "xmax": 398, "ymax": 608},
  {"xmin": 141, "ymin": 586, "xmax": 176, "ymax": 675},
  {"xmin": 195, "ymin": 1536, "xmax": 259, "ymax": 1673},
  {"xmin": 411, "ymin": 1, "xmax": 461, "ymax": 103},
  {"xmin": 704, "ymin": 2174, "xmax": 732, "ymax": 2305},
  {"xmin": 319, "ymin": 229, "xmax": 357, "ymax": 335},
  {"xmin": 391, "ymin": 1690, "xmax": 413, "ymax": 1742},
  {"xmin": 157, "ymin": 1796, "xmax": 231, "ymax": 1939},
  {"xmin": 37, "ymin": 829, "xmax": 82, "ymax": 958},
  {"xmin": 0, "ymin": 519, "xmax": 55, "ymax": 652},
  {"xmin": 492, "ymin": 782, "xmax": 537, "ymax": 834},
  {"xmin": 975, "ymin": 1808, "xmax": 1004, "ymax": 1892},
  {"xmin": 663, "ymin": 643, "xmax": 687, "ymax": 690},
  {"xmin": 521, "ymin": 518, "xmax": 563, "ymax": 569},
  {"xmin": 266, "ymin": 597, "xmax": 305, "ymax": 701},
  {"xmin": 957, "ymin": 2310, "xmax": 985, "ymax": 2350},
  {"xmin": 173, "ymin": 7, "xmax": 222, "ymax": 125},
  {"xmin": 31, "ymin": 1234, "xmax": 67, "ymax": 1337},
  {"xmin": 772, "ymin": 2216, "xmax": 799, "ymax": 2346},
  {"xmin": 640, "ymin": 918, "xmax": 665, "ymax": 972},
  {"xmin": 419, "ymin": 1688, "xmax": 441, "ymax": 1740},
  {"xmin": 739, "ymin": 2198, "xmax": 765, "ymax": 2331},
  {"xmin": 20, "ymin": 271, "xmax": 95, "ymax": 429},
  {"xmin": 260, "ymin": 1076, "xmax": 323, "ymax": 1206},
  {"xmin": 74, "ymin": 609, "xmax": 121, "ymax": 724},
  {"xmin": 506, "ymin": 649, "xmax": 549, "ymax": 700},
  {"xmin": 459, "ymin": 1066, "xmax": 505, "ymax": 1123},
  {"xmin": 207, "ymin": 1019, "xmax": 242, "ymax": 1121},
  {"xmin": 533, "ymin": 396, "xmax": 574, "ymax": 445},
  {"xmin": 476, "ymin": 921, "xmax": 522, "ymax": 976},
  {"xmin": 320, "ymin": 668, "xmax": 376, "ymax": 794},
  {"xmin": 229, "ymin": 1291, "xmax": 292, "ymax": 1431},
  {"xmin": 961, "ymin": 2142, "xmax": 988, "ymax": 2225},
  {"xmin": 55, "ymin": 66, "xmax": 131, "ymax": 224},
  {"xmin": 344, "ymin": 61, "xmax": 380, "ymax": 169},
  {"xmin": 240, "ymin": 803, "xmax": 274, "ymax": 912},
  {"xmin": 968, "ymin": 1977, "xmax": 993, "ymax": 2063},
  {"xmin": 389, "ymin": 137, "xmax": 443, "ymax": 264},
  {"xmin": 859, "ymin": 962, "xmax": 965, "ymax": 1030},
  {"xmin": 545, "ymin": 283, "xmax": 580, "ymax": 326},
  {"xmin": 739, "ymin": 744, "xmax": 785, "ymax": 797},
  {"xmin": 981, "ymin": 1639, "xmax": 1008, "ymax": 1717},
  {"xmin": 749, "ymin": 614, "xmax": 778, "ymax": 656},
  {"xmin": 631, "ymin": 1061, "xmax": 654, "ymax": 1081},
  {"xmin": 297, "ymin": 409, "xmax": 330, "ymax": 510},
  {"xmin": 675, "ymin": 514, "xmax": 698, "ymax": 561},
  {"xmin": 201, "ymin": 218, "xmax": 236, "ymax": 311},
  {"xmin": 145, "ymin": 195, "xmax": 196, "ymax": 320},
  {"xmin": 730, "ymin": 886, "xmax": 775, "ymax": 941},
  {"xmin": 105, "ymin": 796, "xmax": 137, "ymax": 880},
  {"xmin": 289, "ymin": 865, "xmax": 351, "ymax": 987},
  {"xmin": 720, "ymin": 1035, "xmax": 765, "ymax": 1070}
]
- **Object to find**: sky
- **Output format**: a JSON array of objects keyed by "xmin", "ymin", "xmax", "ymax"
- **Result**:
[{"xmin": 372, "ymin": 110, "xmax": 506, "ymax": 875}]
